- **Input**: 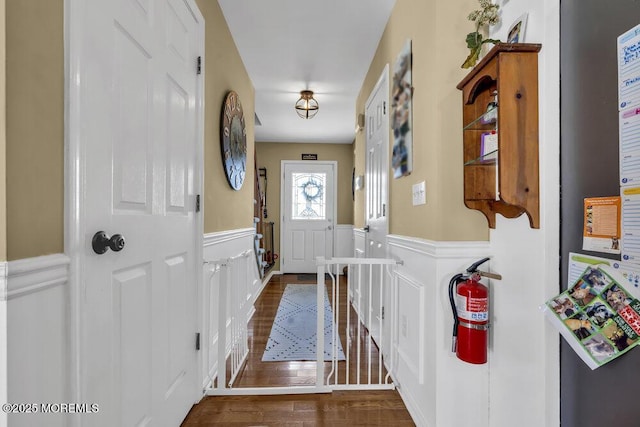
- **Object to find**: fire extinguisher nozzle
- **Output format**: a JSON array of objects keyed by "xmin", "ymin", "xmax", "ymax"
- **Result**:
[{"xmin": 451, "ymin": 336, "xmax": 457, "ymax": 353}]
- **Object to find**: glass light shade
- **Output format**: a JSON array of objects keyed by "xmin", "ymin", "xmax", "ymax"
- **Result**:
[{"xmin": 295, "ymin": 90, "xmax": 319, "ymax": 119}]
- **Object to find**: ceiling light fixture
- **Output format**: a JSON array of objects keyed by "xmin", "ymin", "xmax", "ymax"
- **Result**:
[{"xmin": 295, "ymin": 90, "xmax": 319, "ymax": 119}]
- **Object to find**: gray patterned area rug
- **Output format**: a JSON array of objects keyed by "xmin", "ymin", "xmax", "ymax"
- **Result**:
[{"xmin": 262, "ymin": 284, "xmax": 346, "ymax": 362}]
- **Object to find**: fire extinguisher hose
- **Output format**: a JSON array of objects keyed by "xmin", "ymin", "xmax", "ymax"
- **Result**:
[{"xmin": 448, "ymin": 273, "xmax": 465, "ymax": 353}]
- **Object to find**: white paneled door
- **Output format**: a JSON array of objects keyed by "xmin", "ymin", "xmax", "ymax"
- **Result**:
[
  {"xmin": 281, "ymin": 161, "xmax": 336, "ymax": 273},
  {"xmin": 71, "ymin": 1, "xmax": 203, "ymax": 426},
  {"xmin": 363, "ymin": 65, "xmax": 390, "ymax": 344}
]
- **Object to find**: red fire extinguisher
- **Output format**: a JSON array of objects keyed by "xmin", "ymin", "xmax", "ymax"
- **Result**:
[{"xmin": 448, "ymin": 257, "xmax": 501, "ymax": 364}]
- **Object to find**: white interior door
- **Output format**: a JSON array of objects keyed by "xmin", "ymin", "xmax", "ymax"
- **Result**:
[
  {"xmin": 72, "ymin": 1, "xmax": 203, "ymax": 426},
  {"xmin": 363, "ymin": 65, "xmax": 390, "ymax": 342},
  {"xmin": 281, "ymin": 161, "xmax": 336, "ymax": 273}
]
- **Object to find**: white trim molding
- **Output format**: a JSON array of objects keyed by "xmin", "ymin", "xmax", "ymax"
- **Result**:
[
  {"xmin": 385, "ymin": 234, "xmax": 492, "ymax": 427},
  {"xmin": 0, "ymin": 262, "xmax": 7, "ymax": 302},
  {"xmin": 203, "ymin": 228, "xmax": 255, "ymax": 248},
  {"xmin": 6, "ymin": 254, "xmax": 70, "ymax": 300},
  {"xmin": 387, "ymin": 234, "xmax": 491, "ymax": 259},
  {"xmin": 5, "ymin": 254, "xmax": 70, "ymax": 427},
  {"xmin": 335, "ymin": 224, "xmax": 354, "ymax": 259},
  {"xmin": 353, "ymin": 228, "xmax": 366, "ymax": 259},
  {"xmin": 201, "ymin": 228, "xmax": 264, "ymax": 391},
  {"xmin": 0, "ymin": 260, "xmax": 6, "ymax": 427}
]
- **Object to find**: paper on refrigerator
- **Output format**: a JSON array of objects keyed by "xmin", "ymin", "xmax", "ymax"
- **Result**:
[
  {"xmin": 620, "ymin": 106, "xmax": 640, "ymax": 186},
  {"xmin": 583, "ymin": 196, "xmax": 621, "ymax": 254},
  {"xmin": 618, "ymin": 23, "xmax": 640, "ymax": 110},
  {"xmin": 621, "ymin": 187, "xmax": 640, "ymax": 266}
]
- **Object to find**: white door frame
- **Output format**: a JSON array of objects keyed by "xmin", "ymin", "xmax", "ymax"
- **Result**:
[
  {"xmin": 362, "ymin": 64, "xmax": 390, "ymax": 347},
  {"xmin": 64, "ymin": 0, "xmax": 205, "ymax": 420},
  {"xmin": 364, "ymin": 63, "xmax": 390, "ymax": 248},
  {"xmin": 280, "ymin": 160, "xmax": 338, "ymax": 273}
]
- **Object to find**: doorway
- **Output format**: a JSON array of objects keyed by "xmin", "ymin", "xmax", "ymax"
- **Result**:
[
  {"xmin": 362, "ymin": 65, "xmax": 390, "ymax": 345},
  {"xmin": 280, "ymin": 161, "xmax": 337, "ymax": 273},
  {"xmin": 67, "ymin": 1, "xmax": 204, "ymax": 425}
]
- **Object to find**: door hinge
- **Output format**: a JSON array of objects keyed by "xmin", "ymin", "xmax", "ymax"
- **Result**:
[
  {"xmin": 382, "ymin": 306, "xmax": 385, "ymax": 320},
  {"xmin": 195, "ymin": 332, "xmax": 200, "ymax": 351},
  {"xmin": 382, "ymin": 203, "xmax": 386, "ymax": 216},
  {"xmin": 383, "ymin": 101, "xmax": 386, "ymax": 115},
  {"xmin": 197, "ymin": 56, "xmax": 202, "ymax": 75},
  {"xmin": 196, "ymin": 194, "xmax": 201, "ymax": 212}
]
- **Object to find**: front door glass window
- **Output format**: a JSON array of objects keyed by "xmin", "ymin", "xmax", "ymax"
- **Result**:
[{"xmin": 292, "ymin": 172, "xmax": 326, "ymax": 220}]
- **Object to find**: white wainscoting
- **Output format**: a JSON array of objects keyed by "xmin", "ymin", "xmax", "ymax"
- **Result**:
[
  {"xmin": 353, "ymin": 228, "xmax": 365, "ymax": 258},
  {"xmin": 335, "ymin": 225, "xmax": 354, "ymax": 258},
  {"xmin": 0, "ymin": 261, "xmax": 7, "ymax": 427},
  {"xmin": 201, "ymin": 228, "xmax": 263, "ymax": 390},
  {"xmin": 6, "ymin": 254, "xmax": 70, "ymax": 427},
  {"xmin": 379, "ymin": 234, "xmax": 493, "ymax": 427}
]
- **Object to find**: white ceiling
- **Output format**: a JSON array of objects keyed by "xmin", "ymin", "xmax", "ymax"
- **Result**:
[{"xmin": 217, "ymin": 0, "xmax": 396, "ymax": 144}]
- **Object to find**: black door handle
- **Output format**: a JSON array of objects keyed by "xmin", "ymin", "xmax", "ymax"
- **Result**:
[
  {"xmin": 364, "ymin": 225, "xmax": 370, "ymax": 232},
  {"xmin": 92, "ymin": 231, "xmax": 126, "ymax": 254}
]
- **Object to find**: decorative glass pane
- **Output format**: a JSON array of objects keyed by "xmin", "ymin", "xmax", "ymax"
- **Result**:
[{"xmin": 292, "ymin": 173, "xmax": 326, "ymax": 220}]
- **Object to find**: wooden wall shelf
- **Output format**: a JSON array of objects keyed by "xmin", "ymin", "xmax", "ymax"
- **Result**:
[{"xmin": 457, "ymin": 43, "xmax": 541, "ymax": 229}]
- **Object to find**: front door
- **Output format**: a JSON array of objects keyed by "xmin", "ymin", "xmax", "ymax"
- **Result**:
[
  {"xmin": 281, "ymin": 161, "xmax": 336, "ymax": 273},
  {"xmin": 363, "ymin": 65, "xmax": 390, "ymax": 343},
  {"xmin": 71, "ymin": 1, "xmax": 203, "ymax": 425}
]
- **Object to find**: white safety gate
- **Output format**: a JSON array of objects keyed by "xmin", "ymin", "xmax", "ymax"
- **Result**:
[
  {"xmin": 206, "ymin": 256, "xmax": 401, "ymax": 395},
  {"xmin": 203, "ymin": 250, "xmax": 252, "ymax": 392},
  {"xmin": 316, "ymin": 257, "xmax": 401, "ymax": 390}
]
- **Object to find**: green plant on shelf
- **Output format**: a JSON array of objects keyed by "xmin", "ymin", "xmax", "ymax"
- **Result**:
[{"xmin": 462, "ymin": 0, "xmax": 501, "ymax": 69}]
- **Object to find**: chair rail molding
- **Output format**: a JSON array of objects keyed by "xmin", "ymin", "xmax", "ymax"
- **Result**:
[
  {"xmin": 6, "ymin": 254, "xmax": 70, "ymax": 300},
  {"xmin": 0, "ymin": 261, "xmax": 7, "ymax": 301},
  {"xmin": 203, "ymin": 228, "xmax": 255, "ymax": 247},
  {"xmin": 387, "ymin": 234, "xmax": 491, "ymax": 259}
]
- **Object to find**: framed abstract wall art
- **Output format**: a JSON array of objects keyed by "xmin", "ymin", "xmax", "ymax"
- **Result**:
[{"xmin": 391, "ymin": 39, "xmax": 413, "ymax": 179}]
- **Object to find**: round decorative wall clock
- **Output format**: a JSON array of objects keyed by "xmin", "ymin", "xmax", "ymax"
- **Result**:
[{"xmin": 220, "ymin": 91, "xmax": 247, "ymax": 190}]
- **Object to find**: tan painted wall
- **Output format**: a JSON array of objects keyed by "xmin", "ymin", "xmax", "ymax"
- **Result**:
[
  {"xmin": 355, "ymin": 0, "xmax": 489, "ymax": 241},
  {"xmin": 196, "ymin": 0, "xmax": 255, "ymax": 234},
  {"xmin": 3, "ymin": 1, "xmax": 254, "ymax": 261},
  {"xmin": 0, "ymin": 0, "xmax": 5, "ymax": 262},
  {"xmin": 6, "ymin": 0, "xmax": 64, "ymax": 260},
  {"xmin": 256, "ymin": 142, "xmax": 354, "ymax": 271}
]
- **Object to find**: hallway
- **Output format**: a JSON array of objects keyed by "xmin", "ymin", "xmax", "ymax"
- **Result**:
[
  {"xmin": 0, "ymin": 0, "xmax": 570, "ymax": 425},
  {"xmin": 180, "ymin": 391, "xmax": 414, "ymax": 426},
  {"xmin": 181, "ymin": 273, "xmax": 414, "ymax": 425},
  {"xmin": 237, "ymin": 273, "xmax": 389, "ymax": 387}
]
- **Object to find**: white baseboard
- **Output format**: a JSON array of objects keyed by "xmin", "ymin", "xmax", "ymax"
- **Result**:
[
  {"xmin": 396, "ymin": 384, "xmax": 427, "ymax": 427},
  {"xmin": 262, "ymin": 270, "xmax": 277, "ymax": 287}
]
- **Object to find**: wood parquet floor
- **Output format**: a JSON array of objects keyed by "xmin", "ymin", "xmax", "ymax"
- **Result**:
[{"xmin": 181, "ymin": 273, "xmax": 415, "ymax": 426}]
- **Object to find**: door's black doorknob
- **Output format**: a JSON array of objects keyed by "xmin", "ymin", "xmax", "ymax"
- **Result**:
[
  {"xmin": 92, "ymin": 231, "xmax": 126, "ymax": 254},
  {"xmin": 109, "ymin": 234, "xmax": 126, "ymax": 252},
  {"xmin": 364, "ymin": 225, "xmax": 370, "ymax": 232}
]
